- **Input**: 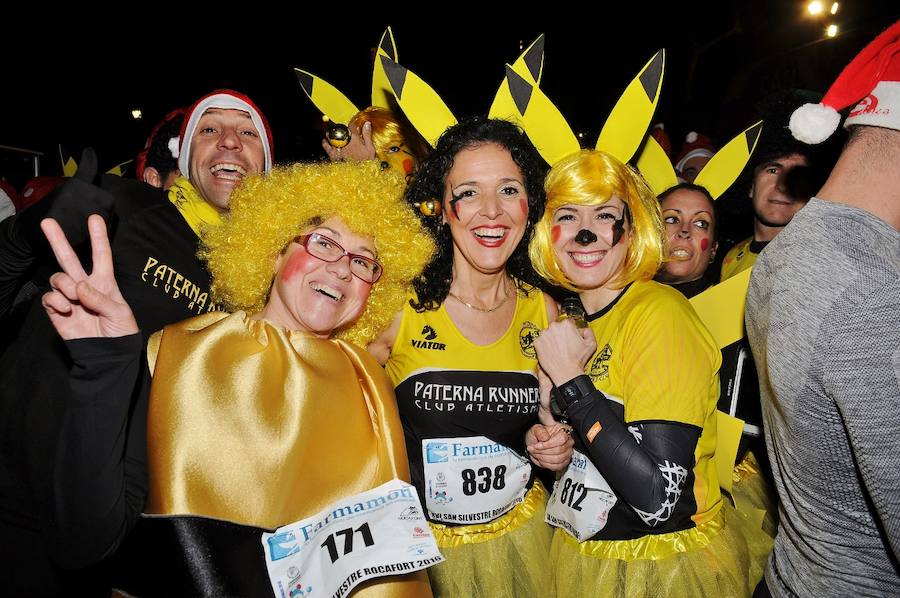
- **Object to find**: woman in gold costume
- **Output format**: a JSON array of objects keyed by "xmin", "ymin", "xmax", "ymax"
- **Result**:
[{"xmin": 41, "ymin": 161, "xmax": 435, "ymax": 597}]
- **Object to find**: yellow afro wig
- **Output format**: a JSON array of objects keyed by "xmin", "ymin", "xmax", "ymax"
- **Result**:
[
  {"xmin": 199, "ymin": 160, "xmax": 435, "ymax": 346},
  {"xmin": 529, "ymin": 150, "xmax": 664, "ymax": 292}
]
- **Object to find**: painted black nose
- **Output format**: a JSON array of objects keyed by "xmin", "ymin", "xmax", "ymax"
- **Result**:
[{"xmin": 575, "ymin": 229, "xmax": 597, "ymax": 245}]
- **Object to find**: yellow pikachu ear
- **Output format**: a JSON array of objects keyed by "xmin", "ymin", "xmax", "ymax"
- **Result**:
[
  {"xmin": 294, "ymin": 68, "xmax": 360, "ymax": 126},
  {"xmin": 689, "ymin": 268, "xmax": 752, "ymax": 350},
  {"xmin": 636, "ymin": 134, "xmax": 679, "ymax": 196},
  {"xmin": 59, "ymin": 145, "xmax": 78, "ymax": 178},
  {"xmin": 694, "ymin": 121, "xmax": 763, "ymax": 200},
  {"xmin": 504, "ymin": 65, "xmax": 579, "ymax": 166},
  {"xmin": 489, "ymin": 34, "xmax": 545, "ymax": 120},
  {"xmin": 596, "ymin": 50, "xmax": 665, "ymax": 163},
  {"xmin": 372, "ymin": 26, "xmax": 398, "ymax": 108},
  {"xmin": 380, "ymin": 56, "xmax": 458, "ymax": 148},
  {"xmin": 106, "ymin": 159, "xmax": 133, "ymax": 177}
]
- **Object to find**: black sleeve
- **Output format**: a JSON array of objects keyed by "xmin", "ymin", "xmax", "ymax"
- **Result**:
[
  {"xmin": 0, "ymin": 175, "xmax": 116, "ymax": 316},
  {"xmin": 53, "ymin": 334, "xmax": 150, "ymax": 569},
  {"xmin": 566, "ymin": 385, "xmax": 700, "ymax": 526}
]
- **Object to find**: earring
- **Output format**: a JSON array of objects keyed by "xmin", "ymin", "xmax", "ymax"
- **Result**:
[{"xmin": 415, "ymin": 199, "xmax": 442, "ymax": 217}]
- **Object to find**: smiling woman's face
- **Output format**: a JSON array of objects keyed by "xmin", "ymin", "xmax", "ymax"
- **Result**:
[
  {"xmin": 442, "ymin": 142, "xmax": 529, "ymax": 276},
  {"xmin": 262, "ymin": 217, "xmax": 376, "ymax": 336},
  {"xmin": 550, "ymin": 198, "xmax": 631, "ymax": 292},
  {"xmin": 656, "ymin": 188, "xmax": 717, "ymax": 284}
]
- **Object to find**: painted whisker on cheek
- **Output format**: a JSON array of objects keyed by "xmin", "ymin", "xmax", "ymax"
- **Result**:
[
  {"xmin": 612, "ymin": 216, "xmax": 626, "ymax": 246},
  {"xmin": 449, "ymin": 191, "xmax": 465, "ymax": 220}
]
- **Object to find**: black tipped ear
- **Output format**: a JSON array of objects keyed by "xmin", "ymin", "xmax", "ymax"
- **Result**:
[
  {"xmin": 380, "ymin": 27, "xmax": 396, "ymax": 60},
  {"xmin": 638, "ymin": 50, "xmax": 664, "ymax": 102},
  {"xmin": 524, "ymin": 34, "xmax": 545, "ymax": 81},
  {"xmin": 745, "ymin": 122, "xmax": 763, "ymax": 150},
  {"xmin": 295, "ymin": 70, "xmax": 314, "ymax": 96},
  {"xmin": 505, "ymin": 65, "xmax": 533, "ymax": 117},
  {"xmin": 380, "ymin": 56, "xmax": 408, "ymax": 99}
]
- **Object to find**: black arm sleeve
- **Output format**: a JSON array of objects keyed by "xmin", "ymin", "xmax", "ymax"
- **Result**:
[
  {"xmin": 567, "ymin": 389, "xmax": 701, "ymax": 527},
  {"xmin": 53, "ymin": 334, "xmax": 150, "ymax": 569},
  {"xmin": 0, "ymin": 175, "xmax": 116, "ymax": 316}
]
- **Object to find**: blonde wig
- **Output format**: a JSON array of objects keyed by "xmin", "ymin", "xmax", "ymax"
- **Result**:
[
  {"xmin": 351, "ymin": 106, "xmax": 429, "ymax": 164},
  {"xmin": 529, "ymin": 150, "xmax": 664, "ymax": 292},
  {"xmin": 200, "ymin": 160, "xmax": 435, "ymax": 346}
]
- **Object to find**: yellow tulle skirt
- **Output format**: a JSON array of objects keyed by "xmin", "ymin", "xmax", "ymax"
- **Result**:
[
  {"xmin": 550, "ymin": 499, "xmax": 773, "ymax": 598},
  {"xmin": 425, "ymin": 480, "xmax": 553, "ymax": 598},
  {"xmin": 728, "ymin": 450, "xmax": 778, "ymax": 589}
]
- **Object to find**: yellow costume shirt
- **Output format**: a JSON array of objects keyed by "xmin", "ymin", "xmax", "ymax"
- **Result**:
[
  {"xmin": 581, "ymin": 280, "xmax": 723, "ymax": 538},
  {"xmin": 721, "ymin": 237, "xmax": 759, "ymax": 281}
]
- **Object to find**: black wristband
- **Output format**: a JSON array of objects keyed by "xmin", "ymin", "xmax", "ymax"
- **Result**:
[{"xmin": 550, "ymin": 374, "xmax": 595, "ymax": 420}]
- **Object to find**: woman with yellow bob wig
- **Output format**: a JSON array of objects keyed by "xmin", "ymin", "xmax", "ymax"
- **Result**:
[
  {"xmin": 41, "ymin": 161, "xmax": 436, "ymax": 597},
  {"xmin": 530, "ymin": 150, "xmax": 761, "ymax": 596}
]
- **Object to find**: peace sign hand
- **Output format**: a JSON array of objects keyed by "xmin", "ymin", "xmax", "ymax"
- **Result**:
[{"xmin": 40, "ymin": 215, "xmax": 138, "ymax": 340}]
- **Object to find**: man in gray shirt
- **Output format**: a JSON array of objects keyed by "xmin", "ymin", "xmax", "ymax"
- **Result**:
[{"xmin": 746, "ymin": 22, "xmax": 900, "ymax": 597}]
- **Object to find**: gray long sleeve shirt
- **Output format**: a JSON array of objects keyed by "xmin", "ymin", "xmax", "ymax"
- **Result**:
[{"xmin": 746, "ymin": 198, "xmax": 900, "ymax": 597}]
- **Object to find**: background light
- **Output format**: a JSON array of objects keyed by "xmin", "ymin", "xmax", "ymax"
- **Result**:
[
  {"xmin": 830, "ymin": 2, "xmax": 839, "ymax": 14},
  {"xmin": 131, "ymin": 109, "xmax": 142, "ymax": 120},
  {"xmin": 807, "ymin": 1, "xmax": 823, "ymax": 15},
  {"xmin": 827, "ymin": 24, "xmax": 838, "ymax": 37}
]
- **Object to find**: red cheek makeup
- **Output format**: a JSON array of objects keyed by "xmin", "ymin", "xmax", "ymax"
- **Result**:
[{"xmin": 281, "ymin": 250, "xmax": 317, "ymax": 282}]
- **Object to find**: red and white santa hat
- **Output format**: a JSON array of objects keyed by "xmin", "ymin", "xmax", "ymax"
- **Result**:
[
  {"xmin": 790, "ymin": 21, "xmax": 900, "ymax": 144},
  {"xmin": 177, "ymin": 89, "xmax": 274, "ymax": 175},
  {"xmin": 135, "ymin": 107, "xmax": 187, "ymax": 180},
  {"xmin": 674, "ymin": 131, "xmax": 716, "ymax": 173}
]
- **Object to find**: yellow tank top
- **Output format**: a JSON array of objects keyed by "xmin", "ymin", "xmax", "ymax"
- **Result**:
[
  {"xmin": 582, "ymin": 280, "xmax": 723, "ymax": 538},
  {"xmin": 385, "ymin": 285, "xmax": 549, "ymax": 517}
]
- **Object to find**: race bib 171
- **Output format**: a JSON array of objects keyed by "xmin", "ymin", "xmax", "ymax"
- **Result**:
[{"xmin": 262, "ymin": 479, "xmax": 443, "ymax": 598}]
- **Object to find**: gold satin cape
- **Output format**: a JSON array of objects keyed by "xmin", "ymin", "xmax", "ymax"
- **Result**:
[{"xmin": 144, "ymin": 311, "xmax": 431, "ymax": 597}]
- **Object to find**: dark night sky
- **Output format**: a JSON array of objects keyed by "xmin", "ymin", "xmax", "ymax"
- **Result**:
[{"xmin": 1, "ymin": 3, "xmax": 896, "ymax": 188}]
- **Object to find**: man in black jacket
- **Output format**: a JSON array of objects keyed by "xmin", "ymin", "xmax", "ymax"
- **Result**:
[{"xmin": 0, "ymin": 89, "xmax": 273, "ymax": 597}]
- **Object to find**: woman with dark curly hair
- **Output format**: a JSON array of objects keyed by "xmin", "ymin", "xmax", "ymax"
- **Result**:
[{"xmin": 369, "ymin": 117, "xmax": 572, "ymax": 597}]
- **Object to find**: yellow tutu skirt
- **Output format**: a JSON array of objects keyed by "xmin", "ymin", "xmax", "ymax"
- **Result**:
[
  {"xmin": 550, "ymin": 499, "xmax": 771, "ymax": 598},
  {"xmin": 728, "ymin": 451, "xmax": 777, "ymax": 588},
  {"xmin": 425, "ymin": 481, "xmax": 553, "ymax": 598}
]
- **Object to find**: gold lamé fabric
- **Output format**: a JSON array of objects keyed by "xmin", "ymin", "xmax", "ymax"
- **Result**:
[
  {"xmin": 144, "ymin": 312, "xmax": 432, "ymax": 597},
  {"xmin": 145, "ymin": 311, "xmax": 410, "ymax": 527}
]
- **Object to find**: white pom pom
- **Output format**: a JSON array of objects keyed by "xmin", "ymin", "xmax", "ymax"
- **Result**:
[
  {"xmin": 686, "ymin": 131, "xmax": 698, "ymax": 143},
  {"xmin": 789, "ymin": 103, "xmax": 840, "ymax": 144},
  {"xmin": 168, "ymin": 137, "xmax": 180, "ymax": 159}
]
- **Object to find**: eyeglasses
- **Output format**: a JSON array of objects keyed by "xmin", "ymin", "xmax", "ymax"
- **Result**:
[{"xmin": 294, "ymin": 233, "xmax": 383, "ymax": 283}]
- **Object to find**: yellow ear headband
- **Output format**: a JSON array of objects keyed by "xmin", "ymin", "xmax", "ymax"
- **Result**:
[
  {"xmin": 504, "ymin": 50, "xmax": 665, "ymax": 166},
  {"xmin": 59, "ymin": 145, "xmax": 132, "ymax": 178},
  {"xmin": 636, "ymin": 121, "xmax": 764, "ymax": 199},
  {"xmin": 379, "ymin": 34, "xmax": 547, "ymax": 148},
  {"xmin": 294, "ymin": 27, "xmax": 399, "ymax": 147}
]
